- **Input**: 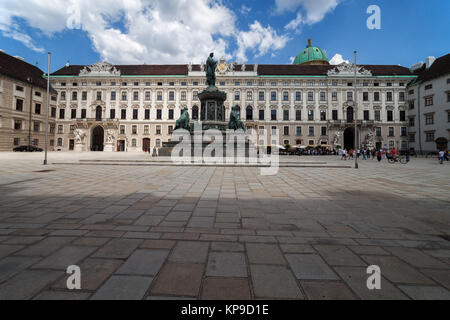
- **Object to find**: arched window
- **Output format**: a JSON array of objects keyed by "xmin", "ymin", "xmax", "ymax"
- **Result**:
[
  {"xmin": 95, "ymin": 106, "xmax": 102, "ymax": 121},
  {"xmin": 235, "ymin": 105, "xmax": 241, "ymax": 120},
  {"xmin": 192, "ymin": 105, "xmax": 199, "ymax": 120},
  {"xmin": 246, "ymin": 106, "xmax": 253, "ymax": 121},
  {"xmin": 347, "ymin": 106, "xmax": 354, "ymax": 123}
]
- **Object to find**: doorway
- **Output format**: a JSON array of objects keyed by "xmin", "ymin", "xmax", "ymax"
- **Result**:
[
  {"xmin": 142, "ymin": 138, "xmax": 150, "ymax": 153},
  {"xmin": 91, "ymin": 126, "xmax": 104, "ymax": 151},
  {"xmin": 117, "ymin": 140, "xmax": 125, "ymax": 152},
  {"xmin": 69, "ymin": 139, "xmax": 74, "ymax": 151},
  {"xmin": 344, "ymin": 127, "xmax": 355, "ymax": 150}
]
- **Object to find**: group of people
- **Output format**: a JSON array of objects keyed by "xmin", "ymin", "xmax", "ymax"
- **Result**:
[{"xmin": 339, "ymin": 147, "xmax": 403, "ymax": 162}]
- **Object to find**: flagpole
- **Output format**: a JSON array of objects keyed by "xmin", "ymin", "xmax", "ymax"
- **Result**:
[{"xmin": 44, "ymin": 52, "xmax": 50, "ymax": 165}]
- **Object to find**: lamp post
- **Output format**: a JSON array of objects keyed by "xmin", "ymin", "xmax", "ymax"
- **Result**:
[
  {"xmin": 354, "ymin": 51, "xmax": 358, "ymax": 169},
  {"xmin": 44, "ymin": 52, "xmax": 51, "ymax": 165}
]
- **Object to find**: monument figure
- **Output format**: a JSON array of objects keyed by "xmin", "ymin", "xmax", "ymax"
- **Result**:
[
  {"xmin": 175, "ymin": 107, "xmax": 190, "ymax": 130},
  {"xmin": 228, "ymin": 106, "xmax": 245, "ymax": 131},
  {"xmin": 206, "ymin": 52, "xmax": 218, "ymax": 87}
]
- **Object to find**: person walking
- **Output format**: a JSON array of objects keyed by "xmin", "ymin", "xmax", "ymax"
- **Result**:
[
  {"xmin": 439, "ymin": 150, "xmax": 445, "ymax": 164},
  {"xmin": 377, "ymin": 150, "xmax": 382, "ymax": 162}
]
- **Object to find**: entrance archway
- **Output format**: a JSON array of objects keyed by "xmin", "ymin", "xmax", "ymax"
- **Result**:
[
  {"xmin": 92, "ymin": 126, "xmax": 104, "ymax": 151},
  {"xmin": 344, "ymin": 127, "xmax": 355, "ymax": 150}
]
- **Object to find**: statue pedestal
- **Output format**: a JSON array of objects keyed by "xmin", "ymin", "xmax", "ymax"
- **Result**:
[
  {"xmin": 104, "ymin": 143, "xmax": 114, "ymax": 152},
  {"xmin": 75, "ymin": 143, "xmax": 85, "ymax": 152},
  {"xmin": 198, "ymin": 87, "xmax": 227, "ymax": 131}
]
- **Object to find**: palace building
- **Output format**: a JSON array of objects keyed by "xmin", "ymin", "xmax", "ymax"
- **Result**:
[{"xmin": 2, "ymin": 40, "xmax": 422, "ymax": 153}]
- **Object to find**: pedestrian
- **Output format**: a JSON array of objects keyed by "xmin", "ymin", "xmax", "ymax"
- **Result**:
[
  {"xmin": 371, "ymin": 149, "xmax": 376, "ymax": 160},
  {"xmin": 362, "ymin": 148, "xmax": 367, "ymax": 160},
  {"xmin": 366, "ymin": 148, "xmax": 371, "ymax": 160},
  {"xmin": 439, "ymin": 150, "xmax": 445, "ymax": 164},
  {"xmin": 377, "ymin": 150, "xmax": 382, "ymax": 162},
  {"xmin": 356, "ymin": 149, "xmax": 361, "ymax": 159}
]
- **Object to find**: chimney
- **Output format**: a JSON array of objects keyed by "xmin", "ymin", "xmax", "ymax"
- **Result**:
[{"xmin": 425, "ymin": 56, "xmax": 436, "ymax": 69}]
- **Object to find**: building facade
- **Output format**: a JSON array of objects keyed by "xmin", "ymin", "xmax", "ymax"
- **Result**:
[
  {"xmin": 0, "ymin": 51, "xmax": 57, "ymax": 152},
  {"xmin": 48, "ymin": 42, "xmax": 417, "ymax": 154},
  {"xmin": 406, "ymin": 54, "xmax": 450, "ymax": 153}
]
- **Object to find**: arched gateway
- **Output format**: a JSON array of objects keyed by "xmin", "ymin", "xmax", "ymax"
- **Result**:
[{"xmin": 91, "ymin": 126, "xmax": 104, "ymax": 151}]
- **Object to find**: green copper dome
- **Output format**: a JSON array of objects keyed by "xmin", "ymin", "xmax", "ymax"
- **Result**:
[{"xmin": 293, "ymin": 39, "xmax": 329, "ymax": 65}]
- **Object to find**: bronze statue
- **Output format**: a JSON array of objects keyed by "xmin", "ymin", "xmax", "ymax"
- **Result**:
[
  {"xmin": 206, "ymin": 52, "xmax": 217, "ymax": 87},
  {"xmin": 175, "ymin": 107, "xmax": 190, "ymax": 130},
  {"xmin": 228, "ymin": 106, "xmax": 245, "ymax": 131}
]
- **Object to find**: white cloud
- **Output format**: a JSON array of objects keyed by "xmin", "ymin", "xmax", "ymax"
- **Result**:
[
  {"xmin": 235, "ymin": 21, "xmax": 289, "ymax": 62},
  {"xmin": 278, "ymin": 0, "xmax": 339, "ymax": 32},
  {"xmin": 329, "ymin": 53, "xmax": 350, "ymax": 65},
  {"xmin": 0, "ymin": 0, "xmax": 288, "ymax": 64},
  {"xmin": 1, "ymin": 29, "xmax": 45, "ymax": 53},
  {"xmin": 239, "ymin": 5, "xmax": 251, "ymax": 15}
]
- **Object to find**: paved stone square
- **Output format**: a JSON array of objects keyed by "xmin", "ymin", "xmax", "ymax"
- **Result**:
[{"xmin": 0, "ymin": 152, "xmax": 449, "ymax": 300}]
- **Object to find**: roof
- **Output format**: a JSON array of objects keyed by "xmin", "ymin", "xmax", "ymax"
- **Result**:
[
  {"xmin": 411, "ymin": 53, "xmax": 450, "ymax": 84},
  {"xmin": 0, "ymin": 51, "xmax": 53, "ymax": 91},
  {"xmin": 293, "ymin": 46, "xmax": 328, "ymax": 65},
  {"xmin": 51, "ymin": 63, "xmax": 415, "ymax": 77}
]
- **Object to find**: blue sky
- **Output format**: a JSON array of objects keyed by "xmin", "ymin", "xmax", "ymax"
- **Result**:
[{"xmin": 0, "ymin": 0, "xmax": 448, "ymax": 72}]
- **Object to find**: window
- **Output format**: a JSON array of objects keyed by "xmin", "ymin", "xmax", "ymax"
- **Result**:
[
  {"xmin": 321, "ymin": 126, "xmax": 327, "ymax": 136},
  {"xmin": 409, "ymin": 100, "xmax": 415, "ymax": 109},
  {"xmin": 448, "ymin": 111, "xmax": 450, "ymax": 123},
  {"xmin": 447, "ymin": 92, "xmax": 450, "ymax": 102},
  {"xmin": 51, "ymin": 107, "xmax": 56, "ymax": 118},
  {"xmin": 145, "ymin": 109, "xmax": 150, "ymax": 120},
  {"xmin": 133, "ymin": 109, "xmax": 138, "ymax": 120},
  {"xmin": 144, "ymin": 125, "xmax": 149, "ymax": 135},
  {"xmin": 133, "ymin": 91, "xmax": 139, "ymax": 101},
  {"xmin": 363, "ymin": 92, "xmax": 369, "ymax": 101},
  {"xmin": 71, "ymin": 109, "xmax": 77, "ymax": 119},
  {"xmin": 111, "ymin": 82, "xmax": 116, "ymax": 86},
  {"xmin": 332, "ymin": 92, "xmax": 337, "ymax": 101},
  {"xmin": 425, "ymin": 113, "xmax": 434, "ymax": 125},
  {"xmin": 425, "ymin": 96, "xmax": 433, "ymax": 106},
  {"xmin": 388, "ymin": 127, "xmax": 394, "ymax": 137},
  {"xmin": 122, "ymin": 82, "xmax": 127, "ymax": 86},
  {"xmin": 308, "ymin": 126, "xmax": 314, "ymax": 136},
  {"xmin": 193, "ymin": 91, "xmax": 198, "ymax": 100},
  {"xmin": 320, "ymin": 110, "xmax": 326, "ymax": 121},
  {"xmin": 283, "ymin": 126, "xmax": 289, "ymax": 136},
  {"xmin": 408, "ymin": 89, "xmax": 414, "ymax": 95},
  {"xmin": 157, "ymin": 109, "xmax": 162, "ymax": 120},
  {"xmin": 246, "ymin": 106, "xmax": 253, "ymax": 121},
  {"xmin": 246, "ymin": 91, "xmax": 252, "ymax": 101},
  {"xmin": 57, "ymin": 125, "xmax": 63, "ymax": 134},
  {"xmin": 59, "ymin": 109, "xmax": 65, "ymax": 119},
  {"xmin": 375, "ymin": 110, "xmax": 381, "ymax": 121},
  {"xmin": 14, "ymin": 138, "xmax": 20, "ymax": 146},
  {"xmin": 425, "ymin": 131, "xmax": 435, "ymax": 142},
  {"xmin": 308, "ymin": 92, "xmax": 313, "ymax": 101},
  {"xmin": 181, "ymin": 91, "xmax": 187, "ymax": 101},
  {"xmin": 425, "ymin": 84, "xmax": 433, "ymax": 90},
  {"xmin": 61, "ymin": 91, "xmax": 66, "ymax": 101},
  {"xmin": 386, "ymin": 92, "xmax": 393, "ymax": 102},
  {"xmin": 347, "ymin": 91, "xmax": 353, "ymax": 101},
  {"xmin": 145, "ymin": 91, "xmax": 151, "ymax": 101},
  {"xmin": 168, "ymin": 109, "xmax": 174, "ymax": 120},
  {"xmin": 258, "ymin": 91, "xmax": 265, "ymax": 101},
  {"xmin": 271, "ymin": 91, "xmax": 277, "ymax": 101},
  {"xmin": 347, "ymin": 82, "xmax": 353, "ymax": 87},
  {"xmin": 332, "ymin": 81, "xmax": 338, "ymax": 86},
  {"xmin": 33, "ymin": 122, "xmax": 40, "ymax": 132},
  {"xmin": 296, "ymin": 126, "xmax": 302, "ymax": 136},
  {"xmin": 121, "ymin": 91, "xmax": 127, "ymax": 101},
  {"xmin": 71, "ymin": 91, "xmax": 77, "ymax": 101},
  {"xmin": 374, "ymin": 82, "xmax": 379, "ymax": 87},
  {"xmin": 168, "ymin": 125, "xmax": 174, "ymax": 135},
  {"xmin": 374, "ymin": 92, "xmax": 380, "ymax": 101},
  {"xmin": 387, "ymin": 110, "xmax": 393, "ymax": 122},
  {"xmin": 156, "ymin": 125, "xmax": 161, "ymax": 135},
  {"xmin": 132, "ymin": 139, "xmax": 136, "ymax": 147},
  {"xmin": 96, "ymin": 81, "xmax": 102, "ymax": 86},
  {"xmin": 399, "ymin": 92, "xmax": 405, "ymax": 102},
  {"xmin": 97, "ymin": 91, "xmax": 102, "ymax": 101},
  {"xmin": 363, "ymin": 82, "xmax": 369, "ymax": 87},
  {"xmin": 16, "ymin": 99, "xmax": 23, "ymax": 111},
  {"xmin": 132, "ymin": 125, "xmax": 137, "ymax": 134},
  {"xmin": 121, "ymin": 109, "xmax": 126, "ymax": 119},
  {"xmin": 169, "ymin": 91, "xmax": 175, "ymax": 101},
  {"xmin": 111, "ymin": 91, "xmax": 116, "ymax": 101},
  {"xmin": 308, "ymin": 110, "xmax": 314, "ymax": 121},
  {"xmin": 320, "ymin": 92, "xmax": 326, "ymax": 101},
  {"xmin": 157, "ymin": 91, "xmax": 163, "ymax": 101},
  {"xmin": 376, "ymin": 127, "xmax": 382, "ymax": 136},
  {"xmin": 16, "ymin": 85, "xmax": 24, "ymax": 92},
  {"xmin": 332, "ymin": 110, "xmax": 338, "ymax": 120},
  {"xmin": 364, "ymin": 110, "xmax": 369, "ymax": 121},
  {"xmin": 409, "ymin": 133, "xmax": 415, "ymax": 142},
  {"xmin": 259, "ymin": 109, "xmax": 265, "ymax": 121},
  {"xmin": 120, "ymin": 125, "xmax": 125, "ymax": 135},
  {"xmin": 109, "ymin": 109, "xmax": 114, "ymax": 119},
  {"xmin": 133, "ymin": 82, "xmax": 139, "ymax": 86},
  {"xmin": 156, "ymin": 139, "xmax": 161, "ymax": 147},
  {"xmin": 295, "ymin": 110, "xmax": 301, "ymax": 121},
  {"xmin": 401, "ymin": 127, "xmax": 407, "ymax": 137},
  {"xmin": 157, "ymin": 82, "xmax": 162, "ymax": 86},
  {"xmin": 69, "ymin": 125, "xmax": 75, "ymax": 133},
  {"xmin": 57, "ymin": 138, "xmax": 62, "ymax": 147},
  {"xmin": 409, "ymin": 117, "xmax": 415, "ymax": 127},
  {"xmin": 192, "ymin": 106, "xmax": 199, "ymax": 120},
  {"xmin": 271, "ymin": 109, "xmax": 277, "ymax": 121},
  {"xmin": 235, "ymin": 91, "xmax": 240, "ymax": 101},
  {"xmin": 82, "ymin": 91, "xmax": 87, "ymax": 101},
  {"xmin": 283, "ymin": 91, "xmax": 289, "ymax": 101},
  {"xmin": 35, "ymin": 91, "xmax": 41, "ymax": 97},
  {"xmin": 399, "ymin": 110, "xmax": 406, "ymax": 122},
  {"xmin": 14, "ymin": 120, "xmax": 22, "ymax": 130},
  {"xmin": 282, "ymin": 110, "xmax": 289, "ymax": 121}
]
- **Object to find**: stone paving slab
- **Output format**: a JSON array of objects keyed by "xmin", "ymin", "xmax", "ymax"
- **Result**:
[{"xmin": 0, "ymin": 154, "xmax": 449, "ymax": 299}]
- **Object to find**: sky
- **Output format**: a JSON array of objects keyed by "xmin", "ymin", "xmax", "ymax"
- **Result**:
[{"xmin": 0, "ymin": 0, "xmax": 448, "ymax": 73}]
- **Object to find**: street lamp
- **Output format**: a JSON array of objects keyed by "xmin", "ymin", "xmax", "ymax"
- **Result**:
[
  {"xmin": 354, "ymin": 51, "xmax": 358, "ymax": 169},
  {"xmin": 44, "ymin": 52, "xmax": 51, "ymax": 165}
]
